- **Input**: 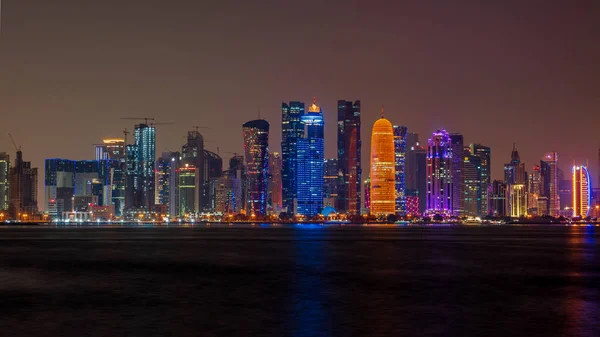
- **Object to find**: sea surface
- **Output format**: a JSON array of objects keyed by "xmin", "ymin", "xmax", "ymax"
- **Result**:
[{"xmin": 0, "ymin": 224, "xmax": 598, "ymax": 337}]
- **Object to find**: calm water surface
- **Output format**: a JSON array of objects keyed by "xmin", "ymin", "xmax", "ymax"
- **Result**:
[{"xmin": 0, "ymin": 224, "xmax": 598, "ymax": 337}]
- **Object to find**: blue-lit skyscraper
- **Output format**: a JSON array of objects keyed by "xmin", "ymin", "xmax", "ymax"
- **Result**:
[
  {"xmin": 296, "ymin": 99, "xmax": 324, "ymax": 216},
  {"xmin": 134, "ymin": 123, "xmax": 156, "ymax": 210},
  {"xmin": 337, "ymin": 100, "xmax": 361, "ymax": 214},
  {"xmin": 281, "ymin": 101, "xmax": 305, "ymax": 213},
  {"xmin": 393, "ymin": 125, "xmax": 408, "ymax": 215},
  {"xmin": 243, "ymin": 119, "xmax": 270, "ymax": 216}
]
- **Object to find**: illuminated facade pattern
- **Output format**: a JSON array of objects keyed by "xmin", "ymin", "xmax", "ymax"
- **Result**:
[
  {"xmin": 406, "ymin": 195, "xmax": 420, "ymax": 216},
  {"xmin": 364, "ymin": 177, "xmax": 371, "ymax": 212},
  {"xmin": 203, "ymin": 150, "xmax": 223, "ymax": 212},
  {"xmin": 134, "ymin": 123, "xmax": 156, "ymax": 210},
  {"xmin": 470, "ymin": 144, "xmax": 491, "ymax": 215},
  {"xmin": 281, "ymin": 101, "xmax": 305, "ymax": 213},
  {"xmin": 296, "ymin": 101, "xmax": 324, "ymax": 216},
  {"xmin": 215, "ymin": 174, "xmax": 242, "ymax": 214},
  {"xmin": 178, "ymin": 164, "xmax": 198, "ymax": 215},
  {"xmin": 488, "ymin": 180, "xmax": 508, "ymax": 217},
  {"xmin": 504, "ymin": 144, "xmax": 526, "ymax": 185},
  {"xmin": 182, "ymin": 131, "xmax": 205, "ymax": 210},
  {"xmin": 0, "ymin": 153, "xmax": 9, "ymax": 211},
  {"xmin": 393, "ymin": 125, "xmax": 408, "ymax": 215},
  {"xmin": 541, "ymin": 152, "xmax": 560, "ymax": 217},
  {"xmin": 370, "ymin": 116, "xmax": 395, "ymax": 216},
  {"xmin": 450, "ymin": 134, "xmax": 464, "ymax": 216},
  {"xmin": 323, "ymin": 158, "xmax": 339, "ymax": 206},
  {"xmin": 268, "ymin": 152, "xmax": 283, "ymax": 213},
  {"xmin": 337, "ymin": 100, "xmax": 361, "ymax": 214},
  {"xmin": 426, "ymin": 129, "xmax": 453, "ymax": 216},
  {"xmin": 243, "ymin": 119, "xmax": 270, "ymax": 216},
  {"xmin": 463, "ymin": 150, "xmax": 482, "ymax": 216},
  {"xmin": 508, "ymin": 184, "xmax": 527, "ymax": 217},
  {"xmin": 572, "ymin": 165, "xmax": 591, "ymax": 218},
  {"xmin": 527, "ymin": 165, "xmax": 542, "ymax": 215}
]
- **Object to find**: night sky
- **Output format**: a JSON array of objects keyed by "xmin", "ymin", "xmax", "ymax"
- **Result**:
[{"xmin": 1, "ymin": 1, "xmax": 599, "ymax": 198}]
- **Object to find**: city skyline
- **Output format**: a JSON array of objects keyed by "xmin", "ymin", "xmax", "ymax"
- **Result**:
[{"xmin": 1, "ymin": 1, "xmax": 599, "ymax": 196}]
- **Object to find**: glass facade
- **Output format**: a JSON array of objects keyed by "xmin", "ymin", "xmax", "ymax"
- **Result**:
[
  {"xmin": 572, "ymin": 165, "xmax": 591, "ymax": 217},
  {"xmin": 370, "ymin": 116, "xmax": 395, "ymax": 216},
  {"xmin": 134, "ymin": 123, "xmax": 156, "ymax": 211},
  {"xmin": 426, "ymin": 129, "xmax": 453, "ymax": 216},
  {"xmin": 243, "ymin": 119, "xmax": 270, "ymax": 216},
  {"xmin": 393, "ymin": 125, "xmax": 407, "ymax": 215},
  {"xmin": 337, "ymin": 100, "xmax": 361, "ymax": 214},
  {"xmin": 281, "ymin": 101, "xmax": 305, "ymax": 213},
  {"xmin": 463, "ymin": 149, "xmax": 482, "ymax": 216},
  {"xmin": 178, "ymin": 164, "xmax": 198, "ymax": 215},
  {"xmin": 541, "ymin": 152, "xmax": 560, "ymax": 216},
  {"xmin": 470, "ymin": 144, "xmax": 491, "ymax": 215},
  {"xmin": 0, "ymin": 153, "xmax": 9, "ymax": 211}
]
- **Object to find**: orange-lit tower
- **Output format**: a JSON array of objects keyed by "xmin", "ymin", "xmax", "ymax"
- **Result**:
[
  {"xmin": 572, "ymin": 165, "xmax": 591, "ymax": 218},
  {"xmin": 369, "ymin": 107, "xmax": 396, "ymax": 216}
]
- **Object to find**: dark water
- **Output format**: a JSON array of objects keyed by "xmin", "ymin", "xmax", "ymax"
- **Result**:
[{"xmin": 0, "ymin": 224, "xmax": 598, "ymax": 337}]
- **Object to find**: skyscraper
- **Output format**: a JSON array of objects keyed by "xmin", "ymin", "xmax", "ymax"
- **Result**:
[
  {"xmin": 406, "ymin": 134, "xmax": 427, "ymax": 215},
  {"xmin": 131, "ymin": 123, "xmax": 156, "ymax": 211},
  {"xmin": 337, "ymin": 100, "xmax": 361, "ymax": 215},
  {"xmin": 44, "ymin": 159, "xmax": 75, "ymax": 217},
  {"xmin": 178, "ymin": 163, "xmax": 199, "ymax": 215},
  {"xmin": 393, "ymin": 125, "xmax": 408, "ymax": 215},
  {"xmin": 323, "ymin": 158, "xmax": 339, "ymax": 208},
  {"xmin": 504, "ymin": 144, "xmax": 527, "ymax": 217},
  {"xmin": 426, "ymin": 129, "xmax": 453, "ymax": 216},
  {"xmin": 182, "ymin": 130, "xmax": 205, "ymax": 210},
  {"xmin": 281, "ymin": 101, "xmax": 305, "ymax": 213},
  {"xmin": 243, "ymin": 119, "xmax": 270, "ymax": 216},
  {"xmin": 203, "ymin": 150, "xmax": 223, "ymax": 212},
  {"xmin": 296, "ymin": 100, "xmax": 325, "ymax": 216},
  {"xmin": 541, "ymin": 152, "xmax": 559, "ymax": 217},
  {"xmin": 527, "ymin": 165, "xmax": 542, "ymax": 215},
  {"xmin": 370, "ymin": 112, "xmax": 395, "ymax": 216},
  {"xmin": 0, "ymin": 153, "xmax": 9, "ymax": 211},
  {"xmin": 488, "ymin": 180, "xmax": 508, "ymax": 217},
  {"xmin": 449, "ymin": 133, "xmax": 464, "ymax": 217},
  {"xmin": 9, "ymin": 150, "xmax": 38, "ymax": 219},
  {"xmin": 268, "ymin": 152, "xmax": 283, "ymax": 214},
  {"xmin": 98, "ymin": 138, "xmax": 126, "ymax": 216},
  {"xmin": 463, "ymin": 148, "xmax": 482, "ymax": 216},
  {"xmin": 470, "ymin": 144, "xmax": 491, "ymax": 215},
  {"xmin": 572, "ymin": 165, "xmax": 591, "ymax": 218}
]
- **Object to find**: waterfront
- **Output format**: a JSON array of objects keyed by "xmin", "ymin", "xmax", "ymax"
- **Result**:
[{"xmin": 0, "ymin": 225, "xmax": 598, "ymax": 336}]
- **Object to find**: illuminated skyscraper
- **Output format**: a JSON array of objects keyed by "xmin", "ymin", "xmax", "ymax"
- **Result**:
[
  {"xmin": 364, "ymin": 177, "xmax": 371, "ymax": 213},
  {"xmin": 449, "ymin": 133, "xmax": 464, "ymax": 216},
  {"xmin": 406, "ymin": 134, "xmax": 427, "ymax": 214},
  {"xmin": 182, "ymin": 130, "xmax": 205, "ymax": 210},
  {"xmin": 268, "ymin": 152, "xmax": 283, "ymax": 214},
  {"xmin": 44, "ymin": 159, "xmax": 75, "ymax": 217},
  {"xmin": 0, "ymin": 153, "xmax": 9, "ymax": 211},
  {"xmin": 393, "ymin": 125, "xmax": 408, "ymax": 215},
  {"xmin": 337, "ymin": 100, "xmax": 361, "ymax": 214},
  {"xmin": 178, "ymin": 163, "xmax": 199, "ymax": 215},
  {"xmin": 203, "ymin": 150, "xmax": 222, "ymax": 212},
  {"xmin": 323, "ymin": 159, "xmax": 339, "ymax": 208},
  {"xmin": 470, "ymin": 144, "xmax": 491, "ymax": 215},
  {"xmin": 243, "ymin": 119, "xmax": 270, "ymax": 216},
  {"xmin": 370, "ymin": 112, "xmax": 395, "ymax": 216},
  {"xmin": 488, "ymin": 180, "xmax": 508, "ymax": 217},
  {"xmin": 527, "ymin": 165, "xmax": 542, "ymax": 215},
  {"xmin": 296, "ymin": 99, "xmax": 324, "ymax": 216},
  {"xmin": 281, "ymin": 101, "xmax": 305, "ymax": 213},
  {"xmin": 426, "ymin": 129, "xmax": 453, "ymax": 216},
  {"xmin": 463, "ymin": 148, "xmax": 482, "ymax": 216},
  {"xmin": 132, "ymin": 123, "xmax": 156, "ymax": 211},
  {"xmin": 541, "ymin": 152, "xmax": 559, "ymax": 216},
  {"xmin": 504, "ymin": 144, "xmax": 526, "ymax": 185},
  {"xmin": 572, "ymin": 165, "xmax": 591, "ymax": 218}
]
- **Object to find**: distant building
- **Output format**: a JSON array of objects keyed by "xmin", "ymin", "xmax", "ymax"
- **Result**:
[
  {"xmin": 0, "ymin": 153, "xmax": 9, "ymax": 211},
  {"xmin": 323, "ymin": 158, "xmax": 339, "ymax": 209},
  {"xmin": 426, "ymin": 129, "xmax": 453, "ymax": 217},
  {"xmin": 541, "ymin": 152, "xmax": 559, "ymax": 216},
  {"xmin": 296, "ymin": 100, "xmax": 324, "ymax": 217},
  {"xmin": 182, "ymin": 131, "xmax": 205, "ymax": 211},
  {"xmin": 406, "ymin": 133, "xmax": 427, "ymax": 214},
  {"xmin": 449, "ymin": 133, "xmax": 464, "ymax": 217},
  {"xmin": 572, "ymin": 165, "xmax": 591, "ymax": 218},
  {"xmin": 268, "ymin": 152, "xmax": 282, "ymax": 214},
  {"xmin": 336, "ymin": 100, "xmax": 361, "ymax": 215},
  {"xmin": 281, "ymin": 101, "xmax": 305, "ymax": 213},
  {"xmin": 559, "ymin": 179, "xmax": 572, "ymax": 215},
  {"xmin": 44, "ymin": 159, "xmax": 75, "ymax": 217},
  {"xmin": 364, "ymin": 177, "xmax": 371, "ymax": 214},
  {"xmin": 470, "ymin": 144, "xmax": 491, "ymax": 215},
  {"xmin": 369, "ymin": 112, "xmax": 395, "ymax": 216},
  {"xmin": 203, "ymin": 150, "xmax": 223, "ymax": 212},
  {"xmin": 488, "ymin": 180, "xmax": 508, "ymax": 217},
  {"xmin": 527, "ymin": 165, "xmax": 542, "ymax": 215},
  {"xmin": 463, "ymin": 148, "xmax": 482, "ymax": 217},
  {"xmin": 125, "ymin": 123, "xmax": 156, "ymax": 211},
  {"xmin": 504, "ymin": 144, "xmax": 527, "ymax": 218},
  {"xmin": 155, "ymin": 152, "xmax": 179, "ymax": 214},
  {"xmin": 393, "ymin": 125, "xmax": 408, "ymax": 215},
  {"xmin": 243, "ymin": 119, "xmax": 270, "ymax": 216},
  {"xmin": 178, "ymin": 163, "xmax": 199, "ymax": 215},
  {"xmin": 9, "ymin": 151, "xmax": 38, "ymax": 219}
]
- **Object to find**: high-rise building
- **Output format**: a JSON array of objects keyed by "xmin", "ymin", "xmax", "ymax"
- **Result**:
[
  {"xmin": 449, "ymin": 134, "xmax": 464, "ymax": 217},
  {"xmin": 470, "ymin": 144, "xmax": 491, "ymax": 215},
  {"xmin": 426, "ymin": 129, "xmax": 453, "ymax": 217},
  {"xmin": 503, "ymin": 144, "xmax": 527, "ymax": 217},
  {"xmin": 281, "ymin": 101, "xmax": 305, "ymax": 213},
  {"xmin": 369, "ymin": 112, "xmax": 395, "ymax": 216},
  {"xmin": 215, "ymin": 173, "xmax": 242, "ymax": 215},
  {"xmin": 127, "ymin": 123, "xmax": 156, "ymax": 211},
  {"xmin": 125, "ymin": 144, "xmax": 138, "ymax": 211},
  {"xmin": 182, "ymin": 130, "xmax": 205, "ymax": 210},
  {"xmin": 504, "ymin": 144, "xmax": 526, "ymax": 185},
  {"xmin": 155, "ymin": 152, "xmax": 179, "ymax": 207},
  {"xmin": 74, "ymin": 160, "xmax": 99, "ymax": 197},
  {"xmin": 336, "ymin": 100, "xmax": 361, "ymax": 215},
  {"xmin": 268, "ymin": 152, "xmax": 283, "ymax": 214},
  {"xmin": 393, "ymin": 125, "xmax": 408, "ymax": 215},
  {"xmin": 572, "ymin": 165, "xmax": 591, "ymax": 218},
  {"xmin": 9, "ymin": 151, "xmax": 38, "ymax": 218},
  {"xmin": 243, "ymin": 119, "xmax": 270, "ymax": 216},
  {"xmin": 44, "ymin": 159, "xmax": 75, "ymax": 217},
  {"xmin": 323, "ymin": 159, "xmax": 339, "ymax": 209},
  {"xmin": 0, "ymin": 153, "xmax": 9, "ymax": 211},
  {"xmin": 97, "ymin": 138, "xmax": 126, "ymax": 217},
  {"xmin": 559, "ymin": 179, "xmax": 572, "ymax": 214},
  {"xmin": 296, "ymin": 100, "xmax": 324, "ymax": 217},
  {"xmin": 228, "ymin": 155, "xmax": 246, "ymax": 212},
  {"xmin": 178, "ymin": 163, "xmax": 199, "ymax": 215},
  {"xmin": 406, "ymin": 134, "xmax": 427, "ymax": 215},
  {"xmin": 463, "ymin": 148, "xmax": 482, "ymax": 216},
  {"xmin": 95, "ymin": 138, "xmax": 125, "ymax": 161},
  {"xmin": 508, "ymin": 184, "xmax": 527, "ymax": 217},
  {"xmin": 203, "ymin": 150, "xmax": 223, "ymax": 212},
  {"xmin": 488, "ymin": 180, "xmax": 508, "ymax": 217},
  {"xmin": 541, "ymin": 152, "xmax": 559, "ymax": 216},
  {"xmin": 527, "ymin": 165, "xmax": 542, "ymax": 215},
  {"xmin": 364, "ymin": 177, "xmax": 371, "ymax": 213}
]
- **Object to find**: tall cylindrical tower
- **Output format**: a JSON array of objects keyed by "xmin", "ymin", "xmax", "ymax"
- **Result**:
[{"xmin": 370, "ymin": 112, "xmax": 395, "ymax": 216}]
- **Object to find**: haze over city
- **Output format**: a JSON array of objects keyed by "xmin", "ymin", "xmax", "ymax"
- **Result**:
[{"xmin": 1, "ymin": 0, "xmax": 599, "ymax": 192}]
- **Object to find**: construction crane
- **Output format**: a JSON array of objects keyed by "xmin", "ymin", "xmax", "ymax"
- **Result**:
[
  {"xmin": 8, "ymin": 133, "xmax": 21, "ymax": 152},
  {"xmin": 120, "ymin": 117, "xmax": 155, "ymax": 125}
]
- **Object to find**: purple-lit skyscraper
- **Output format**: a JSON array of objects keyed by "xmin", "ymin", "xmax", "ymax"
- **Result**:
[{"xmin": 426, "ymin": 129, "xmax": 453, "ymax": 216}]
